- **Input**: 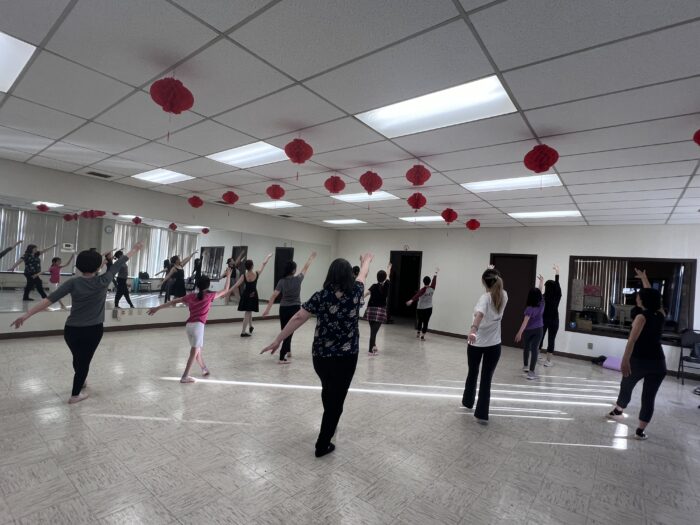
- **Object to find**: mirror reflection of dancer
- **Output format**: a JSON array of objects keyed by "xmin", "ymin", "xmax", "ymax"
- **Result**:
[
  {"xmin": 163, "ymin": 251, "xmax": 198, "ymax": 300},
  {"xmin": 10, "ymin": 242, "xmax": 144, "ymax": 403},
  {"xmin": 539, "ymin": 264, "xmax": 562, "ymax": 367},
  {"xmin": 0, "ymin": 240, "xmax": 22, "ymax": 261},
  {"xmin": 156, "ymin": 259, "xmax": 171, "ymax": 298},
  {"xmin": 49, "ymin": 254, "xmax": 75, "ymax": 309},
  {"xmin": 263, "ymin": 251, "xmax": 317, "ymax": 363},
  {"xmin": 406, "ymin": 267, "xmax": 439, "ymax": 340},
  {"xmin": 231, "ymin": 253, "xmax": 273, "ymax": 337},
  {"xmin": 262, "ymin": 253, "xmax": 373, "ymax": 457},
  {"xmin": 9, "ymin": 242, "xmax": 57, "ymax": 301},
  {"xmin": 113, "ymin": 250, "xmax": 135, "ymax": 308},
  {"xmin": 364, "ymin": 262, "xmax": 392, "ymax": 355},
  {"xmin": 148, "ymin": 268, "xmax": 232, "ymax": 383},
  {"xmin": 224, "ymin": 253, "xmax": 244, "ymax": 305}
]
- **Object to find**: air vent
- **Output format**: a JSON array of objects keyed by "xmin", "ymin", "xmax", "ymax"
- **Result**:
[{"xmin": 86, "ymin": 171, "xmax": 112, "ymax": 179}]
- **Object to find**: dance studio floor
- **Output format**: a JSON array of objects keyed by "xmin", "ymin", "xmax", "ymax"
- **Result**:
[
  {"xmin": 1, "ymin": 321, "xmax": 699, "ymax": 524},
  {"xmin": 0, "ymin": 290, "xmax": 187, "ymax": 313}
]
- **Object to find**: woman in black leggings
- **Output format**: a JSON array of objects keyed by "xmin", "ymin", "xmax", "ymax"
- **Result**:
[
  {"xmin": 9, "ymin": 242, "xmax": 57, "ymax": 301},
  {"xmin": 607, "ymin": 269, "xmax": 666, "ymax": 440},
  {"xmin": 364, "ymin": 263, "xmax": 391, "ymax": 356},
  {"xmin": 113, "ymin": 250, "xmax": 134, "ymax": 308},
  {"xmin": 539, "ymin": 264, "xmax": 562, "ymax": 367}
]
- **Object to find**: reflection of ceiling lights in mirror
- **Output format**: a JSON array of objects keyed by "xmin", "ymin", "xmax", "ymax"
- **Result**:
[
  {"xmin": 331, "ymin": 191, "xmax": 398, "ymax": 203},
  {"xmin": 0, "ymin": 31, "xmax": 36, "ymax": 92},
  {"xmin": 250, "ymin": 201, "xmax": 301, "ymax": 209},
  {"xmin": 356, "ymin": 76, "xmax": 516, "ymax": 138},
  {"xmin": 509, "ymin": 210, "xmax": 581, "ymax": 219},
  {"xmin": 185, "ymin": 225, "xmax": 208, "ymax": 229},
  {"xmin": 31, "ymin": 201, "xmax": 63, "ymax": 208},
  {"xmin": 462, "ymin": 174, "xmax": 561, "ymax": 193},
  {"xmin": 323, "ymin": 219, "xmax": 366, "ymax": 225},
  {"xmin": 119, "ymin": 214, "xmax": 136, "ymax": 219},
  {"xmin": 207, "ymin": 142, "xmax": 287, "ymax": 168},
  {"xmin": 399, "ymin": 216, "xmax": 443, "ymax": 222},
  {"xmin": 132, "ymin": 169, "xmax": 193, "ymax": 184}
]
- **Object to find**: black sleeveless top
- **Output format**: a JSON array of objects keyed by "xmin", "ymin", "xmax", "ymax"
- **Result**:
[{"xmin": 632, "ymin": 310, "xmax": 665, "ymax": 361}]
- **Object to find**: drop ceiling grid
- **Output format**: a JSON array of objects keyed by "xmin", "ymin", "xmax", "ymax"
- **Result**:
[{"xmin": 0, "ymin": 0, "xmax": 697, "ymax": 228}]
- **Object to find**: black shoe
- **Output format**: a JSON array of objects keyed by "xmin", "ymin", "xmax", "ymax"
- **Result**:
[
  {"xmin": 249, "ymin": 326, "xmax": 254, "ymax": 334},
  {"xmin": 462, "ymin": 401, "xmax": 472, "ymax": 409},
  {"xmin": 241, "ymin": 333, "xmax": 251, "ymax": 337},
  {"xmin": 635, "ymin": 428, "xmax": 648, "ymax": 440},
  {"xmin": 22, "ymin": 297, "xmax": 33, "ymax": 301},
  {"xmin": 315, "ymin": 443, "xmax": 335, "ymax": 458}
]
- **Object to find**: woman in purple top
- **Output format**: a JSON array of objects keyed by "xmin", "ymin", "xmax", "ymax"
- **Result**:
[{"xmin": 515, "ymin": 275, "xmax": 544, "ymax": 380}]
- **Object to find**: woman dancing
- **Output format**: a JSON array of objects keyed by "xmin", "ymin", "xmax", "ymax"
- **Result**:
[
  {"xmin": 224, "ymin": 253, "xmax": 244, "ymax": 304},
  {"xmin": 49, "ymin": 254, "xmax": 74, "ymax": 309},
  {"xmin": 0, "ymin": 240, "xmax": 22, "ymax": 262},
  {"xmin": 262, "ymin": 251, "xmax": 317, "ymax": 363},
  {"xmin": 156, "ymin": 259, "xmax": 172, "ymax": 298},
  {"xmin": 11, "ymin": 242, "xmax": 144, "ymax": 403},
  {"xmin": 539, "ymin": 264, "xmax": 562, "ymax": 367},
  {"xmin": 9, "ymin": 242, "xmax": 57, "ymax": 301},
  {"xmin": 462, "ymin": 266, "xmax": 508, "ymax": 424},
  {"xmin": 163, "ymin": 251, "xmax": 198, "ymax": 300},
  {"xmin": 148, "ymin": 268, "xmax": 232, "ymax": 383},
  {"xmin": 515, "ymin": 275, "xmax": 545, "ymax": 380},
  {"xmin": 262, "ymin": 253, "xmax": 373, "ymax": 457},
  {"xmin": 364, "ymin": 262, "xmax": 391, "ymax": 355},
  {"xmin": 112, "ymin": 250, "xmax": 135, "ymax": 309},
  {"xmin": 607, "ymin": 269, "xmax": 667, "ymax": 440},
  {"xmin": 232, "ymin": 253, "xmax": 272, "ymax": 337},
  {"xmin": 406, "ymin": 268, "xmax": 439, "ymax": 340}
]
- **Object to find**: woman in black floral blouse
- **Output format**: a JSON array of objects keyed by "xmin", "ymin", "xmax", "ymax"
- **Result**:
[{"xmin": 262, "ymin": 252, "xmax": 374, "ymax": 457}]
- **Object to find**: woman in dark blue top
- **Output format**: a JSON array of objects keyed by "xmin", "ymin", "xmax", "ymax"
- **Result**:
[
  {"xmin": 9, "ymin": 242, "xmax": 57, "ymax": 301},
  {"xmin": 262, "ymin": 253, "xmax": 373, "ymax": 458}
]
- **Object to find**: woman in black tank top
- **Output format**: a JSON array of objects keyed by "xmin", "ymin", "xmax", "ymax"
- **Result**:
[{"xmin": 607, "ymin": 269, "xmax": 666, "ymax": 440}]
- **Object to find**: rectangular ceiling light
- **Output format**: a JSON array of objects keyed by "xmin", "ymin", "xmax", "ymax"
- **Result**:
[
  {"xmin": 207, "ymin": 141, "xmax": 287, "ymax": 169},
  {"xmin": 185, "ymin": 225, "xmax": 208, "ymax": 229},
  {"xmin": 0, "ymin": 31, "xmax": 36, "ymax": 92},
  {"xmin": 323, "ymin": 219, "xmax": 367, "ymax": 225},
  {"xmin": 331, "ymin": 191, "xmax": 399, "ymax": 203},
  {"xmin": 119, "ymin": 214, "xmax": 136, "ymax": 219},
  {"xmin": 132, "ymin": 169, "xmax": 193, "ymax": 184},
  {"xmin": 355, "ymin": 75, "xmax": 516, "ymax": 138},
  {"xmin": 462, "ymin": 174, "xmax": 561, "ymax": 193},
  {"xmin": 31, "ymin": 201, "xmax": 63, "ymax": 208},
  {"xmin": 250, "ymin": 200, "xmax": 301, "ymax": 209},
  {"xmin": 509, "ymin": 210, "xmax": 582, "ymax": 219},
  {"xmin": 399, "ymin": 216, "xmax": 443, "ymax": 222}
]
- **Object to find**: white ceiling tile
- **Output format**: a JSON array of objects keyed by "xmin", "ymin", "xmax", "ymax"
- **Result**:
[
  {"xmin": 120, "ymin": 142, "xmax": 196, "ymax": 166},
  {"xmin": 170, "ymin": 0, "xmax": 270, "ymax": 31},
  {"xmin": 380, "ymin": 172, "xmax": 455, "ymax": 190},
  {"xmin": 214, "ymin": 86, "xmax": 344, "ymax": 139},
  {"xmin": 278, "ymin": 171, "xmax": 337, "ymax": 189},
  {"xmin": 201, "ymin": 186, "xmax": 254, "ymax": 199},
  {"xmin": 394, "ymin": 114, "xmax": 532, "ymax": 157},
  {"xmin": 504, "ymin": 20, "xmax": 700, "ymax": 109},
  {"xmin": 583, "ymin": 207, "xmax": 675, "ymax": 217},
  {"xmin": 668, "ymin": 217, "xmax": 700, "ymax": 224},
  {"xmin": 688, "ymin": 175, "xmax": 700, "ymax": 188},
  {"xmin": 171, "ymin": 178, "xmax": 225, "ymax": 192},
  {"xmin": 0, "ymin": 125, "xmax": 54, "ymax": 154},
  {"xmin": 484, "ymin": 195, "xmax": 574, "ymax": 208},
  {"xmin": 561, "ymin": 162, "xmax": 697, "ymax": 186},
  {"xmin": 176, "ymin": 40, "xmax": 292, "ymax": 116},
  {"xmin": 232, "ymin": 0, "xmax": 459, "ymax": 79},
  {"xmin": 306, "ymin": 20, "xmax": 492, "ymax": 113},
  {"xmin": 13, "ymin": 52, "xmax": 133, "ymax": 118},
  {"xmin": 341, "ymin": 159, "xmax": 433, "ymax": 180},
  {"xmin": 471, "ymin": 0, "xmax": 700, "ymax": 70},
  {"xmin": 205, "ymin": 170, "xmax": 269, "ymax": 186},
  {"xmin": 40, "ymin": 141, "xmax": 110, "ymax": 165},
  {"xmin": 521, "ymin": 221, "xmax": 586, "ymax": 227},
  {"xmin": 444, "ymin": 163, "xmax": 544, "ymax": 184},
  {"xmin": 96, "ymin": 92, "xmax": 203, "ymax": 140},
  {"xmin": 0, "ymin": 147, "xmax": 33, "ymax": 162},
  {"xmin": 62, "ymin": 123, "xmax": 147, "ymax": 155},
  {"xmin": 569, "ymin": 176, "xmax": 689, "ymax": 195},
  {"xmin": 164, "ymin": 157, "xmax": 231, "ymax": 177},
  {"xmin": 250, "ymin": 160, "xmax": 328, "ymax": 179},
  {"xmin": 114, "ymin": 177, "xmax": 158, "ymax": 189},
  {"xmin": 267, "ymin": 117, "xmax": 383, "ymax": 154},
  {"xmin": 435, "ymin": 199, "xmax": 493, "ymax": 209},
  {"xmin": 681, "ymin": 187, "xmax": 700, "ymax": 199},
  {"xmin": 459, "ymin": 1, "xmax": 497, "ymax": 12},
  {"xmin": 392, "ymin": 185, "xmax": 467, "ymax": 199},
  {"xmin": 574, "ymin": 189, "xmax": 683, "ymax": 203},
  {"xmin": 148, "ymin": 185, "xmax": 189, "ymax": 195},
  {"xmin": 27, "ymin": 155, "xmax": 83, "ymax": 173},
  {"xmin": 160, "ymin": 120, "xmax": 252, "ymax": 155},
  {"xmin": 484, "ymin": 186, "xmax": 570, "ymax": 201},
  {"xmin": 578, "ymin": 199, "xmax": 678, "ymax": 211},
  {"xmin": 0, "ymin": 0, "xmax": 71, "ymax": 44},
  {"xmin": 422, "ymin": 140, "xmax": 538, "ymax": 171},
  {"xmin": 525, "ymin": 76, "xmax": 700, "ymax": 136},
  {"xmin": 557, "ymin": 142, "xmax": 699, "ymax": 172},
  {"xmin": 84, "ymin": 156, "xmax": 155, "ymax": 177},
  {"xmin": 677, "ymin": 197, "xmax": 700, "ymax": 207},
  {"xmin": 587, "ymin": 218, "xmax": 667, "ymax": 225},
  {"xmin": 0, "ymin": 97, "xmax": 86, "ymax": 139},
  {"xmin": 47, "ymin": 0, "xmax": 216, "ymax": 86},
  {"xmin": 313, "ymin": 141, "xmax": 412, "ymax": 170}
]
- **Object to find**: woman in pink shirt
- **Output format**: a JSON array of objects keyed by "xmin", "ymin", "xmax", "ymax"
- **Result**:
[
  {"xmin": 49, "ymin": 254, "xmax": 74, "ymax": 309},
  {"xmin": 148, "ymin": 268, "xmax": 231, "ymax": 383}
]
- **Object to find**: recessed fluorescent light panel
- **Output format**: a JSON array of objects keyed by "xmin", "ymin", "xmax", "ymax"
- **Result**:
[
  {"xmin": 0, "ymin": 31, "xmax": 36, "ymax": 92},
  {"xmin": 132, "ymin": 169, "xmax": 193, "ymax": 184},
  {"xmin": 207, "ymin": 141, "xmax": 287, "ymax": 169},
  {"xmin": 356, "ymin": 75, "xmax": 516, "ymax": 138},
  {"xmin": 399, "ymin": 216, "xmax": 443, "ymax": 222},
  {"xmin": 323, "ymin": 219, "xmax": 367, "ymax": 225},
  {"xmin": 31, "ymin": 201, "xmax": 62, "ymax": 208},
  {"xmin": 185, "ymin": 225, "xmax": 208, "ymax": 229},
  {"xmin": 331, "ymin": 191, "xmax": 399, "ymax": 203},
  {"xmin": 119, "ymin": 215, "xmax": 136, "ymax": 219},
  {"xmin": 250, "ymin": 201, "xmax": 301, "ymax": 209},
  {"xmin": 462, "ymin": 174, "xmax": 561, "ymax": 193},
  {"xmin": 509, "ymin": 210, "xmax": 581, "ymax": 219}
]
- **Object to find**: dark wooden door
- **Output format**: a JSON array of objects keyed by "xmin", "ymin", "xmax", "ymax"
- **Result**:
[
  {"xmin": 389, "ymin": 251, "xmax": 423, "ymax": 318},
  {"xmin": 490, "ymin": 253, "xmax": 538, "ymax": 347},
  {"xmin": 273, "ymin": 247, "xmax": 294, "ymax": 303}
]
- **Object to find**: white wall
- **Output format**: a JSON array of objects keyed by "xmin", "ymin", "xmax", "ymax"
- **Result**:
[{"xmin": 338, "ymin": 225, "xmax": 700, "ymax": 368}]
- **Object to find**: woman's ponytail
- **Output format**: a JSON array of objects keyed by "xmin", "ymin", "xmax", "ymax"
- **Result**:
[{"xmin": 490, "ymin": 276, "xmax": 504, "ymax": 313}]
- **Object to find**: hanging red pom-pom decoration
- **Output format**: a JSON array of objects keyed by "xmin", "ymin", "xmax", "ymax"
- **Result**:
[
  {"xmin": 524, "ymin": 144, "xmax": 559, "ymax": 173},
  {"xmin": 112, "ymin": 212, "xmax": 119, "ymax": 216},
  {"xmin": 94, "ymin": 210, "xmax": 106, "ymax": 217},
  {"xmin": 36, "ymin": 204, "xmax": 50, "ymax": 212},
  {"xmin": 694, "ymin": 129, "xmax": 700, "ymax": 146},
  {"xmin": 407, "ymin": 192, "xmax": 427, "ymax": 212},
  {"xmin": 441, "ymin": 208, "xmax": 458, "ymax": 224},
  {"xmin": 359, "ymin": 171, "xmax": 383, "ymax": 195},
  {"xmin": 149, "ymin": 77, "xmax": 194, "ymax": 114},
  {"xmin": 221, "ymin": 191, "xmax": 239, "ymax": 205},
  {"xmin": 132, "ymin": 217, "xmax": 142, "ymax": 225},
  {"xmin": 284, "ymin": 139, "xmax": 314, "ymax": 164},
  {"xmin": 466, "ymin": 219, "xmax": 481, "ymax": 231},
  {"xmin": 169, "ymin": 223, "xmax": 177, "ymax": 231},
  {"xmin": 406, "ymin": 165, "xmax": 431, "ymax": 186},
  {"xmin": 80, "ymin": 210, "xmax": 91, "ymax": 219},
  {"xmin": 72, "ymin": 213, "xmax": 79, "ymax": 221},
  {"xmin": 324, "ymin": 175, "xmax": 346, "ymax": 194},
  {"xmin": 202, "ymin": 228, "xmax": 209, "ymax": 234},
  {"xmin": 63, "ymin": 213, "xmax": 74, "ymax": 222},
  {"xmin": 187, "ymin": 195, "xmax": 204, "ymax": 209},
  {"xmin": 266, "ymin": 184, "xmax": 285, "ymax": 200}
]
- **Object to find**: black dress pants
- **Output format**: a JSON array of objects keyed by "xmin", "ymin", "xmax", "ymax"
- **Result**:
[
  {"xmin": 278, "ymin": 304, "xmax": 300, "ymax": 360},
  {"xmin": 616, "ymin": 358, "xmax": 666, "ymax": 423},
  {"xmin": 368, "ymin": 321, "xmax": 382, "ymax": 351},
  {"xmin": 312, "ymin": 354, "xmax": 358, "ymax": 451},
  {"xmin": 462, "ymin": 344, "xmax": 501, "ymax": 421},
  {"xmin": 415, "ymin": 307, "xmax": 433, "ymax": 334},
  {"xmin": 23, "ymin": 274, "xmax": 47, "ymax": 299},
  {"xmin": 114, "ymin": 277, "xmax": 134, "ymax": 307},
  {"xmin": 64, "ymin": 324, "xmax": 104, "ymax": 396},
  {"xmin": 540, "ymin": 317, "xmax": 559, "ymax": 353}
]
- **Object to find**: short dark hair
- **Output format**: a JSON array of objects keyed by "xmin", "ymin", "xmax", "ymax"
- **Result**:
[
  {"xmin": 324, "ymin": 258, "xmax": 355, "ymax": 295},
  {"xmin": 352, "ymin": 265, "xmax": 360, "ymax": 277},
  {"xmin": 639, "ymin": 288, "xmax": 662, "ymax": 312},
  {"xmin": 422, "ymin": 276, "xmax": 431, "ymax": 286},
  {"xmin": 170, "ymin": 255, "xmax": 179, "ymax": 265},
  {"xmin": 284, "ymin": 261, "xmax": 297, "ymax": 276},
  {"xmin": 526, "ymin": 287, "xmax": 543, "ymax": 307},
  {"xmin": 196, "ymin": 276, "xmax": 211, "ymax": 300},
  {"xmin": 244, "ymin": 259, "xmax": 254, "ymax": 271},
  {"xmin": 377, "ymin": 270, "xmax": 387, "ymax": 283},
  {"xmin": 75, "ymin": 250, "xmax": 103, "ymax": 273},
  {"xmin": 51, "ymin": 257, "xmax": 61, "ymax": 264},
  {"xmin": 114, "ymin": 250, "xmax": 124, "ymax": 259},
  {"xmin": 24, "ymin": 244, "xmax": 37, "ymax": 256}
]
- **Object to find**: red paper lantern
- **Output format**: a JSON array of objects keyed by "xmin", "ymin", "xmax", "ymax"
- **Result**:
[
  {"xmin": 221, "ymin": 191, "xmax": 239, "ymax": 205},
  {"xmin": 112, "ymin": 212, "xmax": 119, "ymax": 216},
  {"xmin": 406, "ymin": 165, "xmax": 431, "ymax": 186},
  {"xmin": 169, "ymin": 223, "xmax": 177, "ymax": 231},
  {"xmin": 407, "ymin": 192, "xmax": 427, "ymax": 212},
  {"xmin": 94, "ymin": 210, "xmax": 106, "ymax": 217},
  {"xmin": 79, "ymin": 210, "xmax": 91, "ymax": 219},
  {"xmin": 524, "ymin": 144, "xmax": 559, "ymax": 173},
  {"xmin": 694, "ymin": 129, "xmax": 700, "ymax": 146},
  {"xmin": 266, "ymin": 184, "xmax": 285, "ymax": 200},
  {"xmin": 72, "ymin": 213, "xmax": 79, "ymax": 221},
  {"xmin": 132, "ymin": 217, "xmax": 142, "ymax": 225},
  {"xmin": 441, "ymin": 208, "xmax": 458, "ymax": 224},
  {"xmin": 187, "ymin": 195, "xmax": 204, "ymax": 209},
  {"xmin": 324, "ymin": 175, "xmax": 346, "ymax": 194},
  {"xmin": 149, "ymin": 77, "xmax": 194, "ymax": 114},
  {"xmin": 359, "ymin": 171, "xmax": 383, "ymax": 195},
  {"xmin": 63, "ymin": 213, "xmax": 74, "ymax": 222},
  {"xmin": 466, "ymin": 219, "xmax": 481, "ymax": 231},
  {"xmin": 284, "ymin": 139, "xmax": 313, "ymax": 164},
  {"xmin": 36, "ymin": 204, "xmax": 50, "ymax": 212},
  {"xmin": 202, "ymin": 228, "xmax": 210, "ymax": 234}
]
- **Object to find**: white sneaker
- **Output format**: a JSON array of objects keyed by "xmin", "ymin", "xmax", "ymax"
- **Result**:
[
  {"xmin": 68, "ymin": 392, "xmax": 89, "ymax": 404},
  {"xmin": 544, "ymin": 359, "xmax": 553, "ymax": 367},
  {"xmin": 526, "ymin": 371, "xmax": 537, "ymax": 381}
]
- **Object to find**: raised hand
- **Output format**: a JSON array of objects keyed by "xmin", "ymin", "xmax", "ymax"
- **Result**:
[
  {"xmin": 553, "ymin": 264, "xmax": 560, "ymax": 274},
  {"xmin": 634, "ymin": 268, "xmax": 646, "ymax": 280}
]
